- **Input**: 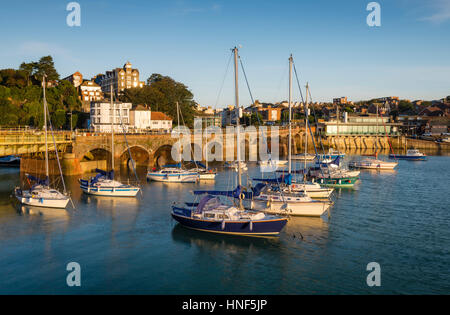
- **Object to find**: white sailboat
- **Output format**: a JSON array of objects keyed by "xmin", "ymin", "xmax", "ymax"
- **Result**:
[
  {"xmin": 250, "ymin": 56, "xmax": 331, "ymax": 216},
  {"xmin": 80, "ymin": 85, "xmax": 140, "ymax": 196},
  {"xmin": 147, "ymin": 102, "xmax": 199, "ymax": 183},
  {"xmin": 14, "ymin": 76, "xmax": 70, "ymax": 208},
  {"xmin": 188, "ymin": 131, "xmax": 217, "ymax": 180},
  {"xmin": 349, "ymin": 156, "xmax": 398, "ymax": 170},
  {"xmin": 291, "ymin": 153, "xmax": 316, "ymax": 161},
  {"xmin": 224, "ymin": 161, "xmax": 248, "ymax": 171},
  {"xmin": 248, "ymin": 185, "xmax": 332, "ymax": 216}
]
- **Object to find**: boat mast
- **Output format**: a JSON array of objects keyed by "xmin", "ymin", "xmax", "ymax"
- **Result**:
[
  {"xmin": 376, "ymin": 103, "xmax": 379, "ymax": 152},
  {"xmin": 111, "ymin": 83, "xmax": 114, "ymax": 172},
  {"xmin": 304, "ymin": 82, "xmax": 309, "ymax": 182},
  {"xmin": 233, "ymin": 47, "xmax": 242, "ymax": 209},
  {"xmin": 176, "ymin": 101, "xmax": 182, "ymax": 168},
  {"xmin": 205, "ymin": 124, "xmax": 208, "ymax": 170},
  {"xmin": 43, "ymin": 75, "xmax": 49, "ymax": 183},
  {"xmin": 336, "ymin": 103, "xmax": 339, "ymax": 155},
  {"xmin": 288, "ymin": 54, "xmax": 293, "ymax": 175}
]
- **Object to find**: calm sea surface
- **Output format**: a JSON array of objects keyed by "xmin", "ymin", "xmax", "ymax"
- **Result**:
[{"xmin": 0, "ymin": 155, "xmax": 449, "ymax": 294}]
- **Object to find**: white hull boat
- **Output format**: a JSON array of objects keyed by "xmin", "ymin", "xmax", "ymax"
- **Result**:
[
  {"xmin": 14, "ymin": 76, "xmax": 71, "ymax": 209},
  {"xmin": 80, "ymin": 178, "xmax": 140, "ymax": 197},
  {"xmin": 291, "ymin": 153, "xmax": 316, "ymax": 161},
  {"xmin": 247, "ymin": 186, "xmax": 331, "ymax": 217},
  {"xmin": 349, "ymin": 158, "xmax": 398, "ymax": 170},
  {"xmin": 258, "ymin": 160, "xmax": 288, "ymax": 166},
  {"xmin": 15, "ymin": 186, "xmax": 70, "ymax": 209},
  {"xmin": 225, "ymin": 161, "xmax": 247, "ymax": 171},
  {"xmin": 198, "ymin": 171, "xmax": 217, "ymax": 180},
  {"xmin": 147, "ymin": 168, "xmax": 199, "ymax": 183},
  {"xmin": 290, "ymin": 182, "xmax": 334, "ymax": 198}
]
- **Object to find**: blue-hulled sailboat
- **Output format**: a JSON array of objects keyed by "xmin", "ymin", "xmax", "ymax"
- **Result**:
[{"xmin": 171, "ymin": 47, "xmax": 287, "ymax": 236}]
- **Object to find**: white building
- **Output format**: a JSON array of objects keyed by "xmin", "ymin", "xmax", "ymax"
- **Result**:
[
  {"xmin": 90, "ymin": 101, "xmax": 132, "ymax": 133},
  {"xmin": 130, "ymin": 105, "xmax": 152, "ymax": 132},
  {"xmin": 150, "ymin": 112, "xmax": 172, "ymax": 131}
]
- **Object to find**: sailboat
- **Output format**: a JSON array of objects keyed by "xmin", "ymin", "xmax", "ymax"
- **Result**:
[
  {"xmin": 349, "ymin": 104, "xmax": 398, "ymax": 170},
  {"xmin": 187, "ymin": 131, "xmax": 217, "ymax": 180},
  {"xmin": 147, "ymin": 102, "xmax": 199, "ymax": 183},
  {"xmin": 79, "ymin": 85, "xmax": 140, "ymax": 197},
  {"xmin": 171, "ymin": 47, "xmax": 287, "ymax": 236},
  {"xmin": 349, "ymin": 152, "xmax": 398, "ymax": 170},
  {"xmin": 14, "ymin": 76, "xmax": 70, "ymax": 208},
  {"xmin": 249, "ymin": 56, "xmax": 332, "ymax": 216}
]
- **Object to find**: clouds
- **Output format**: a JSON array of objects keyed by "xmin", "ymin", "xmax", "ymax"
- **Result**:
[
  {"xmin": 17, "ymin": 41, "xmax": 80, "ymax": 65},
  {"xmin": 417, "ymin": 0, "xmax": 450, "ymax": 23},
  {"xmin": 172, "ymin": 0, "xmax": 222, "ymax": 16}
]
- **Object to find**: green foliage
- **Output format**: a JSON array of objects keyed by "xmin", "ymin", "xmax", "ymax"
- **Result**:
[
  {"xmin": 0, "ymin": 56, "xmax": 81, "ymax": 128},
  {"xmin": 398, "ymin": 100, "xmax": 415, "ymax": 114},
  {"xmin": 0, "ymin": 98, "xmax": 19, "ymax": 125},
  {"xmin": 51, "ymin": 109, "xmax": 66, "ymax": 129},
  {"xmin": 121, "ymin": 73, "xmax": 197, "ymax": 127},
  {"xmin": 19, "ymin": 55, "xmax": 59, "ymax": 83}
]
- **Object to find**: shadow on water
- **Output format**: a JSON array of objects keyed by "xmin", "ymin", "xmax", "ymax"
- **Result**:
[{"xmin": 171, "ymin": 223, "xmax": 281, "ymax": 250}]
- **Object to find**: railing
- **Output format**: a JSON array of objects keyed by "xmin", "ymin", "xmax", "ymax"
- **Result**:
[{"xmin": 0, "ymin": 132, "xmax": 72, "ymax": 144}]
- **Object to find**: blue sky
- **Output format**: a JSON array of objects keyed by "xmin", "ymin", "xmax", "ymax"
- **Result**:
[{"xmin": 1, "ymin": 0, "xmax": 449, "ymax": 107}]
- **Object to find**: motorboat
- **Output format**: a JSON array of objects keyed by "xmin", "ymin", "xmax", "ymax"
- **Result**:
[{"xmin": 389, "ymin": 149, "xmax": 427, "ymax": 161}]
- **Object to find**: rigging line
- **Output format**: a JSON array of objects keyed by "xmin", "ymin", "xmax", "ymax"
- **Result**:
[
  {"xmin": 292, "ymin": 62, "xmax": 325, "ymax": 180},
  {"xmin": 293, "ymin": 62, "xmax": 324, "ymax": 156},
  {"xmin": 307, "ymin": 86, "xmax": 326, "ymax": 155},
  {"xmin": 117, "ymin": 104, "xmax": 142, "ymax": 195},
  {"xmin": 214, "ymin": 52, "xmax": 233, "ymax": 109},
  {"xmin": 45, "ymin": 104, "xmax": 75, "ymax": 209},
  {"xmin": 238, "ymin": 55, "xmax": 255, "ymax": 105},
  {"xmin": 45, "ymin": 104, "xmax": 67, "ymax": 195}
]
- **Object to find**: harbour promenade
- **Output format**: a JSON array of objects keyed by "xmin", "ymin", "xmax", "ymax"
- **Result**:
[{"xmin": 1, "ymin": 127, "xmax": 448, "ymax": 175}]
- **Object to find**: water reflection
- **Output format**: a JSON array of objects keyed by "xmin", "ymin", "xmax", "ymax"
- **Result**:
[
  {"xmin": 171, "ymin": 223, "xmax": 281, "ymax": 251},
  {"xmin": 284, "ymin": 216, "xmax": 329, "ymax": 240}
]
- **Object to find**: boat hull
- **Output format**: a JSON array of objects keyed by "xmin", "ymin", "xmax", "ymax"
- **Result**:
[
  {"xmin": 147, "ymin": 173, "xmax": 198, "ymax": 183},
  {"xmin": 317, "ymin": 177, "xmax": 359, "ymax": 188},
  {"xmin": 290, "ymin": 185, "xmax": 334, "ymax": 198},
  {"xmin": 198, "ymin": 173, "xmax": 217, "ymax": 180},
  {"xmin": 349, "ymin": 161, "xmax": 398, "ymax": 170},
  {"xmin": 248, "ymin": 199, "xmax": 331, "ymax": 217},
  {"xmin": 15, "ymin": 194, "xmax": 69, "ymax": 208},
  {"xmin": 80, "ymin": 185, "xmax": 140, "ymax": 196},
  {"xmin": 171, "ymin": 212, "xmax": 287, "ymax": 236},
  {"xmin": 389, "ymin": 154, "xmax": 427, "ymax": 161}
]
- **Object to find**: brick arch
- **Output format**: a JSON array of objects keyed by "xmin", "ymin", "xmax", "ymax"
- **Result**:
[{"xmin": 119, "ymin": 145, "xmax": 150, "ymax": 168}]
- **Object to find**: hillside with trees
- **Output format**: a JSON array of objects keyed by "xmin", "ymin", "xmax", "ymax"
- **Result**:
[{"xmin": 0, "ymin": 56, "xmax": 82, "ymax": 128}]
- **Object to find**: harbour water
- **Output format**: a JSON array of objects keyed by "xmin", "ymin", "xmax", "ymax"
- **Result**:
[{"xmin": 0, "ymin": 155, "xmax": 449, "ymax": 294}]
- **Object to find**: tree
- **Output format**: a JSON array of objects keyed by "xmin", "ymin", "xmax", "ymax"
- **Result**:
[
  {"xmin": 0, "ymin": 98, "xmax": 19, "ymax": 126},
  {"xmin": 35, "ymin": 56, "xmax": 59, "ymax": 82},
  {"xmin": 19, "ymin": 56, "xmax": 59, "ymax": 84},
  {"xmin": 398, "ymin": 100, "xmax": 415, "ymax": 114},
  {"xmin": 51, "ymin": 109, "xmax": 66, "ymax": 129}
]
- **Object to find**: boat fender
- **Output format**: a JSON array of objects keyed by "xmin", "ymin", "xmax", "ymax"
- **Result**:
[
  {"xmin": 249, "ymin": 221, "xmax": 253, "ymax": 231},
  {"xmin": 221, "ymin": 220, "xmax": 226, "ymax": 230}
]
